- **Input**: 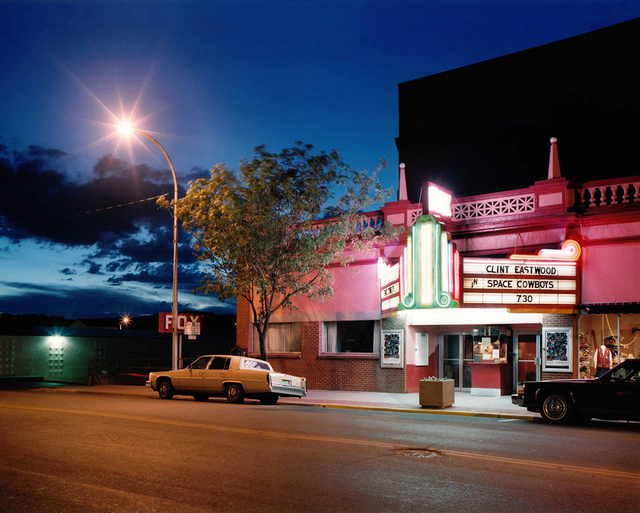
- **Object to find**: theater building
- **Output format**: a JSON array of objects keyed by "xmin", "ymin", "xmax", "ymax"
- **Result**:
[{"xmin": 235, "ymin": 139, "xmax": 640, "ymax": 394}]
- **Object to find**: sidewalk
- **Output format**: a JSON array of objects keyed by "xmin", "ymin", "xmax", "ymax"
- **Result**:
[{"xmin": 32, "ymin": 384, "xmax": 536, "ymax": 420}]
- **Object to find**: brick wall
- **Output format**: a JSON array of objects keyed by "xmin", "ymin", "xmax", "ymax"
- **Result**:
[{"xmin": 266, "ymin": 320, "xmax": 407, "ymax": 393}]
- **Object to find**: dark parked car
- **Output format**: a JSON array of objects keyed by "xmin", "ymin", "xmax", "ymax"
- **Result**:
[{"xmin": 512, "ymin": 358, "xmax": 640, "ymax": 423}]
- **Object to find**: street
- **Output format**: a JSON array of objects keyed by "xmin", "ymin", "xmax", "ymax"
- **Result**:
[{"xmin": 0, "ymin": 390, "xmax": 638, "ymax": 513}]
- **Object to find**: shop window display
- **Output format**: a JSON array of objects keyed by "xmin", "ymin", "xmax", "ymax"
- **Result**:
[{"xmin": 578, "ymin": 314, "xmax": 640, "ymax": 378}]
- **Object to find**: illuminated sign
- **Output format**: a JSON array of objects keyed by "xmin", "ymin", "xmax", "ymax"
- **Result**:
[
  {"xmin": 159, "ymin": 313, "xmax": 203, "ymax": 333},
  {"xmin": 462, "ymin": 240, "xmax": 580, "ymax": 308},
  {"xmin": 399, "ymin": 215, "xmax": 459, "ymax": 310},
  {"xmin": 380, "ymin": 262, "xmax": 402, "ymax": 314},
  {"xmin": 425, "ymin": 182, "xmax": 452, "ymax": 220}
]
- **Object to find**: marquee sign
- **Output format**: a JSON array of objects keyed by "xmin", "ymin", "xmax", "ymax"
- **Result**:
[
  {"xmin": 462, "ymin": 240, "xmax": 581, "ymax": 308},
  {"xmin": 380, "ymin": 262, "xmax": 402, "ymax": 315},
  {"xmin": 399, "ymin": 215, "xmax": 460, "ymax": 310}
]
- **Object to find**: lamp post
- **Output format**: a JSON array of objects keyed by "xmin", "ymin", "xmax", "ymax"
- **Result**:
[{"xmin": 119, "ymin": 124, "xmax": 180, "ymax": 370}]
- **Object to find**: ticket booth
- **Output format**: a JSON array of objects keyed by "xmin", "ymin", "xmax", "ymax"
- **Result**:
[{"xmin": 468, "ymin": 326, "xmax": 513, "ymax": 396}]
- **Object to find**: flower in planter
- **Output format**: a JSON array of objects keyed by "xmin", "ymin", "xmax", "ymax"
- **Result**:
[{"xmin": 421, "ymin": 376, "xmax": 448, "ymax": 381}]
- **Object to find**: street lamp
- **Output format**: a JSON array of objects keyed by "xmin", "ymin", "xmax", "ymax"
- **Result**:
[
  {"xmin": 119, "ymin": 123, "xmax": 180, "ymax": 370},
  {"xmin": 119, "ymin": 316, "xmax": 131, "ymax": 330}
]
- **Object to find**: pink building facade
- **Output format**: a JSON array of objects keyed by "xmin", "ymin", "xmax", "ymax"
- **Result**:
[{"xmin": 236, "ymin": 140, "xmax": 640, "ymax": 394}]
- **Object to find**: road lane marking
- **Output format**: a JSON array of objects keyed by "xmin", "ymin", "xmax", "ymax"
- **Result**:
[
  {"xmin": 3, "ymin": 402, "xmax": 638, "ymax": 481},
  {"xmin": 0, "ymin": 403, "xmax": 396, "ymax": 449},
  {"xmin": 442, "ymin": 449, "xmax": 640, "ymax": 481}
]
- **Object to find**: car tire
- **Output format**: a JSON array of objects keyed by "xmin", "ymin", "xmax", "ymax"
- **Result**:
[
  {"xmin": 226, "ymin": 383, "xmax": 245, "ymax": 404},
  {"xmin": 158, "ymin": 379, "xmax": 174, "ymax": 400},
  {"xmin": 193, "ymin": 394, "xmax": 209, "ymax": 402},
  {"xmin": 540, "ymin": 393, "xmax": 573, "ymax": 423},
  {"xmin": 260, "ymin": 394, "xmax": 279, "ymax": 405}
]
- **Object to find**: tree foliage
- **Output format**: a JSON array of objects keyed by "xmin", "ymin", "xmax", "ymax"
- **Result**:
[{"xmin": 169, "ymin": 142, "xmax": 399, "ymax": 360}]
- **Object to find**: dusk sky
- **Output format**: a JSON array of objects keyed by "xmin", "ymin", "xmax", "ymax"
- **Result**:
[{"xmin": 1, "ymin": 0, "xmax": 639, "ymax": 320}]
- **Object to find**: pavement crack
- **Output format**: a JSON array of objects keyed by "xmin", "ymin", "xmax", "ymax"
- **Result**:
[{"xmin": 394, "ymin": 447, "xmax": 442, "ymax": 459}]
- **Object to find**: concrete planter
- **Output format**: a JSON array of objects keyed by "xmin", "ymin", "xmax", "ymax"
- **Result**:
[{"xmin": 419, "ymin": 379, "xmax": 455, "ymax": 408}]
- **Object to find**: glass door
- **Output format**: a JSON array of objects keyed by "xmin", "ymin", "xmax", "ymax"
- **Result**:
[
  {"xmin": 514, "ymin": 333, "xmax": 540, "ymax": 387},
  {"xmin": 442, "ymin": 333, "xmax": 473, "ymax": 389},
  {"xmin": 443, "ymin": 334, "xmax": 460, "ymax": 385}
]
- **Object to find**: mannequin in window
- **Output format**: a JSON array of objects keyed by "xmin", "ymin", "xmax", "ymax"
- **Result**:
[{"xmin": 594, "ymin": 343, "xmax": 612, "ymax": 377}]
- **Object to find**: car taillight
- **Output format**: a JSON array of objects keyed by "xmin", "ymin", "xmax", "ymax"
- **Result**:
[{"xmin": 516, "ymin": 382, "xmax": 525, "ymax": 395}]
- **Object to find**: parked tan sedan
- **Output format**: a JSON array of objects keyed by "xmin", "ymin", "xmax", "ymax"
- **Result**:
[{"xmin": 147, "ymin": 355, "xmax": 307, "ymax": 405}]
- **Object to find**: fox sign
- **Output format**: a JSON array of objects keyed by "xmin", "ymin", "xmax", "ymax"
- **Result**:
[{"xmin": 158, "ymin": 313, "xmax": 203, "ymax": 334}]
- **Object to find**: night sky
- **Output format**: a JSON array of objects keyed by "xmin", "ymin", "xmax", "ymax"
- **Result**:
[{"xmin": 1, "ymin": 0, "xmax": 639, "ymax": 319}]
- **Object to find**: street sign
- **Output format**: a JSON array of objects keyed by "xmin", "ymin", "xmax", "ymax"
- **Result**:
[{"xmin": 184, "ymin": 322, "xmax": 201, "ymax": 336}]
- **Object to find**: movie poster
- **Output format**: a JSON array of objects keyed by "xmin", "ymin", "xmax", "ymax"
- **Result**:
[{"xmin": 381, "ymin": 330, "xmax": 403, "ymax": 368}]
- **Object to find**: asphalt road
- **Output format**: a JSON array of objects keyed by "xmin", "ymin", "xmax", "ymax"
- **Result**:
[{"xmin": 0, "ymin": 390, "xmax": 638, "ymax": 513}]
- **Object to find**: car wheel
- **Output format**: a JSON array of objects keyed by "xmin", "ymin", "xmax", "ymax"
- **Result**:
[
  {"xmin": 540, "ymin": 393, "xmax": 573, "ymax": 423},
  {"xmin": 158, "ymin": 379, "xmax": 174, "ymax": 400},
  {"xmin": 226, "ymin": 383, "xmax": 245, "ymax": 404},
  {"xmin": 193, "ymin": 394, "xmax": 209, "ymax": 402},
  {"xmin": 260, "ymin": 394, "xmax": 279, "ymax": 405}
]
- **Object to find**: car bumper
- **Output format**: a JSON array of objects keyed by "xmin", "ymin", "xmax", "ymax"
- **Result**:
[
  {"xmin": 511, "ymin": 393, "xmax": 525, "ymax": 407},
  {"xmin": 271, "ymin": 385, "xmax": 307, "ymax": 398}
]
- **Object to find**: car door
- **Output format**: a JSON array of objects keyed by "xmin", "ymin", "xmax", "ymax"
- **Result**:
[
  {"xmin": 607, "ymin": 361, "xmax": 640, "ymax": 415},
  {"xmin": 587, "ymin": 362, "xmax": 639, "ymax": 417},
  {"xmin": 173, "ymin": 356, "xmax": 211, "ymax": 391},
  {"xmin": 201, "ymin": 356, "xmax": 230, "ymax": 394}
]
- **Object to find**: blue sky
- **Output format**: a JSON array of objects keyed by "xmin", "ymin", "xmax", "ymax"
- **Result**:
[{"xmin": 1, "ymin": 0, "xmax": 639, "ymax": 319}]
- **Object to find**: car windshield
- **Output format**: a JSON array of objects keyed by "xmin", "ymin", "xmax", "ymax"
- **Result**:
[{"xmin": 605, "ymin": 361, "xmax": 640, "ymax": 382}]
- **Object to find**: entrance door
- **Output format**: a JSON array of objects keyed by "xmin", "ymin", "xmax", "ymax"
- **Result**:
[
  {"xmin": 514, "ymin": 333, "xmax": 540, "ymax": 387},
  {"xmin": 442, "ymin": 334, "xmax": 473, "ymax": 389}
]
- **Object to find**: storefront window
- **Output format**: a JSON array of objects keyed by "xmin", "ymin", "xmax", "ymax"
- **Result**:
[
  {"xmin": 251, "ymin": 323, "xmax": 301, "ymax": 353},
  {"xmin": 578, "ymin": 313, "xmax": 640, "ymax": 378},
  {"xmin": 322, "ymin": 321, "xmax": 380, "ymax": 353}
]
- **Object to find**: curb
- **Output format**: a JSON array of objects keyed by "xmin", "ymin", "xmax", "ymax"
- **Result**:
[
  {"xmin": 28, "ymin": 386, "xmax": 533, "ymax": 420},
  {"xmin": 281, "ymin": 401, "xmax": 535, "ymax": 420}
]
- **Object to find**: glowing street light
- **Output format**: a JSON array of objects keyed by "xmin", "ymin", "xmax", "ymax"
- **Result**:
[
  {"xmin": 118, "ymin": 122, "xmax": 180, "ymax": 370},
  {"xmin": 119, "ymin": 316, "xmax": 131, "ymax": 330}
]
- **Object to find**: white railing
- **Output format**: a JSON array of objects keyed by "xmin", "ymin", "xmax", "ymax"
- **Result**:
[
  {"xmin": 452, "ymin": 193, "xmax": 535, "ymax": 221},
  {"xmin": 573, "ymin": 179, "xmax": 640, "ymax": 208}
]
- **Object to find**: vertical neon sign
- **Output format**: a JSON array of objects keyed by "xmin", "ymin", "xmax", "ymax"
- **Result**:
[{"xmin": 400, "ymin": 215, "xmax": 459, "ymax": 310}]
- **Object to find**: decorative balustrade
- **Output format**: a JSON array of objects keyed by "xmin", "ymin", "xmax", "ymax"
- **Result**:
[
  {"xmin": 573, "ymin": 179, "xmax": 640, "ymax": 208},
  {"xmin": 306, "ymin": 176, "xmax": 640, "ymax": 231},
  {"xmin": 452, "ymin": 193, "xmax": 535, "ymax": 222},
  {"xmin": 308, "ymin": 212, "xmax": 384, "ymax": 237}
]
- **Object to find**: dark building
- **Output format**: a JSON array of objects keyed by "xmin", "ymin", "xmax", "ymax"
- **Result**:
[{"xmin": 396, "ymin": 17, "xmax": 640, "ymax": 201}]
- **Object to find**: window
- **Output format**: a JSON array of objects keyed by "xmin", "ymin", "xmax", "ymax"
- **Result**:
[
  {"xmin": 241, "ymin": 358, "xmax": 272, "ymax": 370},
  {"xmin": 210, "ymin": 356, "xmax": 230, "ymax": 370},
  {"xmin": 322, "ymin": 320, "xmax": 380, "ymax": 353},
  {"xmin": 251, "ymin": 323, "xmax": 301, "ymax": 353},
  {"xmin": 191, "ymin": 356, "xmax": 211, "ymax": 369}
]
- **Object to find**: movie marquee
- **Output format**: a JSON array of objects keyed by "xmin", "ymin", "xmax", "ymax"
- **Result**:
[{"xmin": 462, "ymin": 240, "xmax": 581, "ymax": 309}]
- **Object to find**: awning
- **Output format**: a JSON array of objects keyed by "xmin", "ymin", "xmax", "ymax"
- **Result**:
[{"xmin": 579, "ymin": 303, "xmax": 640, "ymax": 314}]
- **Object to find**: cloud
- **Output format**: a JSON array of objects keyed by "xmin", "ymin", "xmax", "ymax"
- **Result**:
[
  {"xmin": 0, "ymin": 143, "xmax": 225, "ymax": 318},
  {"xmin": 0, "ymin": 279, "xmax": 233, "ymax": 318},
  {"xmin": 0, "ymin": 146, "xmax": 183, "ymax": 246}
]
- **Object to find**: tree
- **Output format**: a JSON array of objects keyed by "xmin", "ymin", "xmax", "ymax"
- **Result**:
[{"xmin": 169, "ymin": 142, "xmax": 399, "ymax": 361}]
